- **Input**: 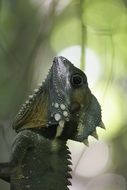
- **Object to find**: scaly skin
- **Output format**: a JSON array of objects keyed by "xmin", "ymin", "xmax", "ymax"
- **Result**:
[
  {"xmin": 0, "ymin": 56, "xmax": 104, "ymax": 190},
  {"xmin": 10, "ymin": 130, "xmax": 71, "ymax": 190}
]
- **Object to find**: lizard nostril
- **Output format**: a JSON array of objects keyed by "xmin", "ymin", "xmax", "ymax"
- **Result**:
[{"xmin": 70, "ymin": 102, "xmax": 81, "ymax": 113}]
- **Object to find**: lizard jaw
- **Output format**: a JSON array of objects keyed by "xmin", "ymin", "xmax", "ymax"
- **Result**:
[{"xmin": 72, "ymin": 94, "xmax": 104, "ymax": 145}]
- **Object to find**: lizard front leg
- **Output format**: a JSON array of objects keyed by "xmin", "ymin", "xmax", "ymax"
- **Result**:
[{"xmin": 0, "ymin": 130, "xmax": 35, "ymax": 185}]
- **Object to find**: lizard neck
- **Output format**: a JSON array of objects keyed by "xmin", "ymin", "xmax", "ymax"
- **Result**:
[{"xmin": 46, "ymin": 139, "xmax": 72, "ymax": 189}]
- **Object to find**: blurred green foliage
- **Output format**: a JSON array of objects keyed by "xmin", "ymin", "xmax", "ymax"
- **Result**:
[{"xmin": 0, "ymin": 0, "xmax": 127, "ymax": 189}]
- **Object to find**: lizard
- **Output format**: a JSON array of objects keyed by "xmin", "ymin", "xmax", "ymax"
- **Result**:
[{"xmin": 0, "ymin": 56, "xmax": 104, "ymax": 190}]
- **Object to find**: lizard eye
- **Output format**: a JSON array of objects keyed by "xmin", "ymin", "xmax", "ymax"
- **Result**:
[{"xmin": 71, "ymin": 73, "xmax": 85, "ymax": 88}]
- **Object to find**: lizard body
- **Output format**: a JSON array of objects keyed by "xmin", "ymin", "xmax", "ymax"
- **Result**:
[{"xmin": 0, "ymin": 56, "xmax": 104, "ymax": 190}]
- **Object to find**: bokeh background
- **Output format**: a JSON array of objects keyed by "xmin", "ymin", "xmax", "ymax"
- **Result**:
[{"xmin": 0, "ymin": 0, "xmax": 127, "ymax": 189}]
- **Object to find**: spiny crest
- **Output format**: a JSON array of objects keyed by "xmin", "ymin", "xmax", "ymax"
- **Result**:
[
  {"xmin": 13, "ymin": 84, "xmax": 42, "ymax": 130},
  {"xmin": 12, "ymin": 67, "xmax": 51, "ymax": 131}
]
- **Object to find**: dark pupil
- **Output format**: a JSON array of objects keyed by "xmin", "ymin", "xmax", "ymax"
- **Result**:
[
  {"xmin": 73, "ymin": 76, "xmax": 82, "ymax": 85},
  {"xmin": 71, "ymin": 74, "xmax": 84, "ymax": 87}
]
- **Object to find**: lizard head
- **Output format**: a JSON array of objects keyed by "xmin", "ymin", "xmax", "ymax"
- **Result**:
[{"xmin": 13, "ymin": 56, "xmax": 104, "ymax": 145}]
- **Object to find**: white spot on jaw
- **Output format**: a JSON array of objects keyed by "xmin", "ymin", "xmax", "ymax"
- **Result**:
[
  {"xmin": 55, "ymin": 103, "xmax": 59, "ymax": 108},
  {"xmin": 63, "ymin": 111, "xmax": 68, "ymax": 117},
  {"xmin": 54, "ymin": 113, "xmax": 61, "ymax": 121},
  {"xmin": 60, "ymin": 104, "xmax": 66, "ymax": 110}
]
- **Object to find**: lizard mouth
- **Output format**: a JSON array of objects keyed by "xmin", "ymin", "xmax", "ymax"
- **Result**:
[{"xmin": 55, "ymin": 94, "xmax": 105, "ymax": 146}]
